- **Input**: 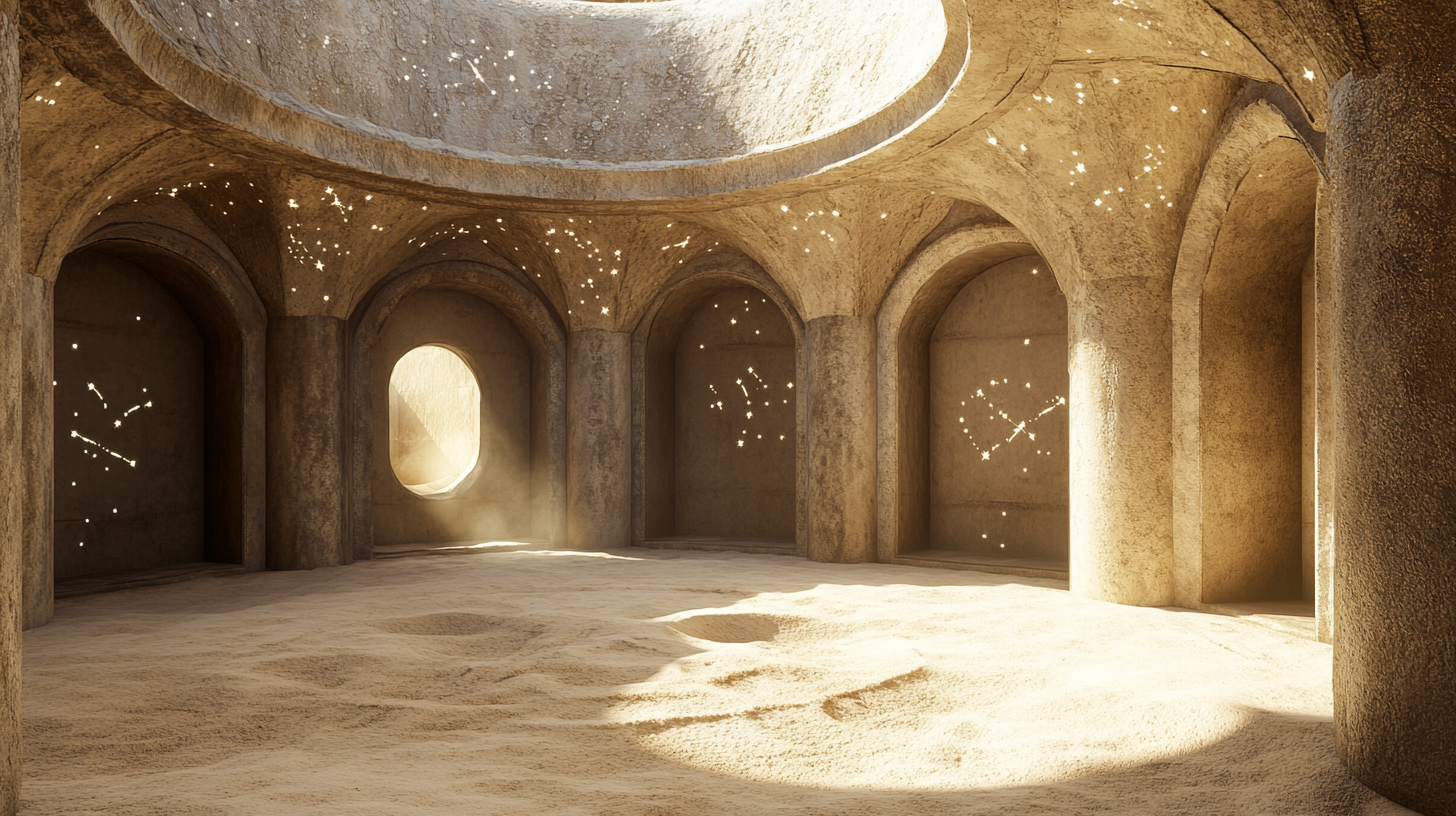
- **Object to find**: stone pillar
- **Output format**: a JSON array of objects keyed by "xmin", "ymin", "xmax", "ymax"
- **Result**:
[
  {"xmin": 1067, "ymin": 276, "xmax": 1174, "ymax": 606},
  {"xmin": 1312, "ymin": 184, "xmax": 1337, "ymax": 645},
  {"xmin": 0, "ymin": 2, "xmax": 23, "ymax": 811},
  {"xmin": 21, "ymin": 275, "xmax": 52, "ymax": 630},
  {"xmin": 565, "ymin": 330, "xmax": 631, "ymax": 549},
  {"xmin": 266, "ymin": 316, "xmax": 349, "ymax": 570},
  {"xmin": 803, "ymin": 315, "xmax": 876, "ymax": 563},
  {"xmin": 1329, "ymin": 62, "xmax": 1456, "ymax": 816}
]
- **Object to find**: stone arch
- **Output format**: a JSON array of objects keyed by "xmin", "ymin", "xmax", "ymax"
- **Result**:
[
  {"xmin": 348, "ymin": 259, "xmax": 567, "ymax": 559},
  {"xmin": 30, "ymin": 219, "xmax": 267, "ymax": 622},
  {"xmin": 875, "ymin": 223, "xmax": 1070, "ymax": 578},
  {"xmin": 631, "ymin": 251, "xmax": 806, "ymax": 555},
  {"xmin": 1172, "ymin": 98, "xmax": 1324, "ymax": 625}
]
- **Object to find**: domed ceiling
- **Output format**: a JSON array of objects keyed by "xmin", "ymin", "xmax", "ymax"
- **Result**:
[{"xmin": 88, "ymin": 0, "xmax": 967, "ymax": 198}]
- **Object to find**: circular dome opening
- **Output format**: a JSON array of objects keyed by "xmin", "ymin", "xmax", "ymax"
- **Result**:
[
  {"xmin": 388, "ymin": 345, "xmax": 481, "ymax": 497},
  {"xmin": 88, "ymin": 0, "xmax": 965, "ymax": 198}
]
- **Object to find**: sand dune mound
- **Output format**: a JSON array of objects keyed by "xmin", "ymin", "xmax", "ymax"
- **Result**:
[
  {"xmin": 374, "ymin": 612, "xmax": 526, "ymax": 638},
  {"xmin": 19, "ymin": 550, "xmax": 1411, "ymax": 815},
  {"xmin": 663, "ymin": 612, "xmax": 806, "ymax": 643}
]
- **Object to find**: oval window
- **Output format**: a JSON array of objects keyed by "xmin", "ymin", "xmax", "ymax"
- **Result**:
[{"xmin": 388, "ymin": 345, "xmax": 481, "ymax": 496}]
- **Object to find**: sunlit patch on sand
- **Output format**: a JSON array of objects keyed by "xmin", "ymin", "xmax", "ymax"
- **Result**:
[
  {"xmin": 20, "ymin": 551, "xmax": 1408, "ymax": 813},
  {"xmin": 607, "ymin": 597, "xmax": 1255, "ymax": 790}
]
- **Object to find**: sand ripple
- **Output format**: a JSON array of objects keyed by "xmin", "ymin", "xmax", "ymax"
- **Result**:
[{"xmin": 19, "ymin": 550, "xmax": 1414, "ymax": 815}]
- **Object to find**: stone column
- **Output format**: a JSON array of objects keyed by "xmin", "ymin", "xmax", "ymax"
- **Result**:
[
  {"xmin": 21, "ymin": 275, "xmax": 52, "ymax": 630},
  {"xmin": 1312, "ymin": 184, "xmax": 1337, "ymax": 645},
  {"xmin": 803, "ymin": 315, "xmax": 876, "ymax": 563},
  {"xmin": 0, "ymin": 2, "xmax": 22, "ymax": 812},
  {"xmin": 1329, "ymin": 61, "xmax": 1456, "ymax": 816},
  {"xmin": 565, "ymin": 330, "xmax": 631, "ymax": 550},
  {"xmin": 1067, "ymin": 276, "xmax": 1174, "ymax": 606},
  {"xmin": 266, "ymin": 316, "xmax": 349, "ymax": 570}
]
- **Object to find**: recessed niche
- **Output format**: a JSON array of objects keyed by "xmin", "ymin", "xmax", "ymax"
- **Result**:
[
  {"xmin": 882, "ymin": 241, "xmax": 1070, "ymax": 577},
  {"xmin": 53, "ymin": 251, "xmax": 205, "ymax": 580},
  {"xmin": 389, "ymin": 345, "xmax": 481, "ymax": 497},
  {"xmin": 927, "ymin": 257, "xmax": 1069, "ymax": 562},
  {"xmin": 370, "ymin": 288, "xmax": 534, "ymax": 547},
  {"xmin": 1196, "ymin": 139, "xmax": 1317, "ymax": 604},
  {"xmin": 642, "ymin": 284, "xmax": 798, "ymax": 547}
]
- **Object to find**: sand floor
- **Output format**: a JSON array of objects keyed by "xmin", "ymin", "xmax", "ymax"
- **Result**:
[{"xmin": 19, "ymin": 549, "xmax": 1411, "ymax": 815}]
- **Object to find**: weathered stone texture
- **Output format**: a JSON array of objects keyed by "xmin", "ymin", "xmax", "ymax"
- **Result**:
[
  {"xmin": 804, "ymin": 316, "xmax": 876, "ymax": 563},
  {"xmin": 266, "ymin": 316, "xmax": 348, "ymax": 570},
  {"xmin": 1, "ymin": 3, "xmax": 22, "ymax": 811},
  {"xmin": 1331, "ymin": 61, "xmax": 1456, "ymax": 816},
  {"xmin": 566, "ymin": 331, "xmax": 631, "ymax": 550}
]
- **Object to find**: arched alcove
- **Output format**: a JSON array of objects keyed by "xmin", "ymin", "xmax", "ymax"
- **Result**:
[
  {"xmin": 370, "ymin": 290, "xmax": 531, "ymax": 547},
  {"xmin": 877, "ymin": 225, "xmax": 1070, "ymax": 579},
  {"xmin": 676, "ymin": 288, "xmax": 797, "ymax": 541},
  {"xmin": 928, "ymin": 257, "xmax": 1069, "ymax": 563},
  {"xmin": 53, "ymin": 250, "xmax": 206, "ymax": 581},
  {"xmin": 1188, "ymin": 138, "xmax": 1319, "ymax": 605},
  {"xmin": 350, "ymin": 261, "xmax": 567, "ymax": 558},
  {"xmin": 636, "ymin": 272, "xmax": 805, "ymax": 554},
  {"xmin": 49, "ymin": 235, "xmax": 266, "ymax": 595}
]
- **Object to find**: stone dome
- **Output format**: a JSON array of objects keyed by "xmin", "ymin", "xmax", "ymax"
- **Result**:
[{"xmin": 102, "ymin": 0, "xmax": 965, "ymax": 198}]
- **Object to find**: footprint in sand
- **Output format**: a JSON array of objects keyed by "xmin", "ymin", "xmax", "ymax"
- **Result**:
[{"xmin": 820, "ymin": 666, "xmax": 933, "ymax": 722}]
